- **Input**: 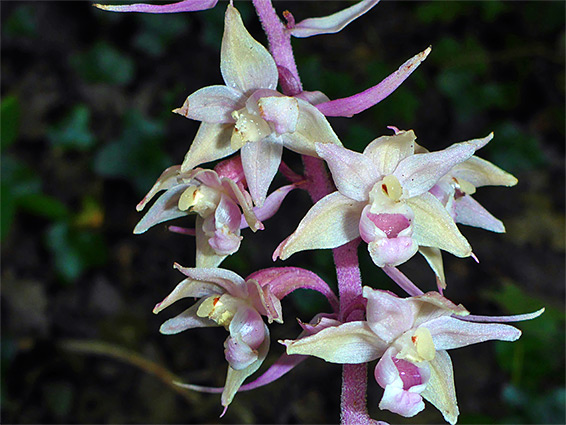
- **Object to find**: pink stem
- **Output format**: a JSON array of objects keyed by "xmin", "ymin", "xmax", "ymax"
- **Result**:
[
  {"xmin": 251, "ymin": 0, "xmax": 302, "ymax": 94},
  {"xmin": 252, "ymin": 2, "xmax": 370, "ymax": 423},
  {"xmin": 381, "ymin": 266, "xmax": 424, "ymax": 296}
]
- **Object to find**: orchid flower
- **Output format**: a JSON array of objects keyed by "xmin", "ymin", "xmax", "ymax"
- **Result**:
[
  {"xmin": 134, "ymin": 164, "xmax": 262, "ymax": 268},
  {"xmin": 93, "ymin": 0, "xmax": 218, "ymax": 14},
  {"xmin": 174, "ymin": 4, "xmax": 341, "ymax": 207},
  {"xmin": 274, "ymin": 129, "xmax": 494, "ymax": 269},
  {"xmin": 283, "ymin": 287, "xmax": 543, "ymax": 424},
  {"xmin": 154, "ymin": 264, "xmax": 338, "ymax": 411}
]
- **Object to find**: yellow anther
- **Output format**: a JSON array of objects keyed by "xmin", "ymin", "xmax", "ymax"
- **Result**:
[
  {"xmin": 381, "ymin": 175, "xmax": 403, "ymax": 201},
  {"xmin": 230, "ymin": 108, "xmax": 272, "ymax": 149},
  {"xmin": 196, "ymin": 295, "xmax": 236, "ymax": 329}
]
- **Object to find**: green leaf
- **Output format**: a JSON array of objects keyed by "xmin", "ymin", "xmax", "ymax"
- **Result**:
[
  {"xmin": 71, "ymin": 42, "xmax": 135, "ymax": 86},
  {"xmin": 47, "ymin": 105, "xmax": 96, "ymax": 151},
  {"xmin": 45, "ymin": 222, "xmax": 107, "ymax": 284},
  {"xmin": 17, "ymin": 193, "xmax": 70, "ymax": 220},
  {"xmin": 1, "ymin": 96, "xmax": 20, "ymax": 151}
]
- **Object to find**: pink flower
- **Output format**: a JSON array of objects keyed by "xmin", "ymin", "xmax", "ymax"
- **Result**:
[
  {"xmin": 155, "ymin": 264, "xmax": 338, "ymax": 410},
  {"xmin": 274, "ymin": 129, "xmax": 494, "ymax": 269},
  {"xmin": 282, "ymin": 287, "xmax": 543, "ymax": 424},
  {"xmin": 93, "ymin": 0, "xmax": 218, "ymax": 14}
]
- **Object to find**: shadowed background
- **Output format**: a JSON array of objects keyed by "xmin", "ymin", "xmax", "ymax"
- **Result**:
[{"xmin": 1, "ymin": 1, "xmax": 564, "ymax": 423}]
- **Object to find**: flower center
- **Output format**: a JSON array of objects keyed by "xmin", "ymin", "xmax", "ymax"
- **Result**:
[
  {"xmin": 231, "ymin": 109, "xmax": 272, "ymax": 149},
  {"xmin": 380, "ymin": 175, "xmax": 403, "ymax": 202},
  {"xmin": 178, "ymin": 185, "xmax": 219, "ymax": 216},
  {"xmin": 392, "ymin": 357, "xmax": 423, "ymax": 390},
  {"xmin": 196, "ymin": 294, "xmax": 237, "ymax": 329},
  {"xmin": 396, "ymin": 326, "xmax": 436, "ymax": 363}
]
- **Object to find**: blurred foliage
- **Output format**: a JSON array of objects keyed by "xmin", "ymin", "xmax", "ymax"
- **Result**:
[
  {"xmin": 48, "ymin": 105, "xmax": 96, "ymax": 152},
  {"xmin": 71, "ymin": 42, "xmax": 135, "ymax": 86}
]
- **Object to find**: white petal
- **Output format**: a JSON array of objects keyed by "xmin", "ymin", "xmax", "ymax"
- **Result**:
[
  {"xmin": 453, "ymin": 195, "xmax": 505, "ymax": 233},
  {"xmin": 174, "ymin": 85, "xmax": 244, "ymax": 123},
  {"xmin": 133, "ymin": 185, "xmax": 189, "ymax": 234},
  {"xmin": 274, "ymin": 192, "xmax": 364, "ymax": 260},
  {"xmin": 221, "ymin": 4, "xmax": 278, "ymax": 93},
  {"xmin": 451, "ymin": 155, "xmax": 518, "ymax": 188},
  {"xmin": 241, "ymin": 136, "xmax": 283, "ymax": 207},
  {"xmin": 316, "ymin": 143, "xmax": 379, "ymax": 201},
  {"xmin": 419, "ymin": 247, "xmax": 446, "ymax": 289},
  {"xmin": 363, "ymin": 130, "xmax": 416, "ymax": 175},
  {"xmin": 159, "ymin": 299, "xmax": 217, "ymax": 334}
]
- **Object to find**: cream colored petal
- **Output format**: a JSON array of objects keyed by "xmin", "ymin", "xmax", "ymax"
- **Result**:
[
  {"xmin": 419, "ymin": 247, "xmax": 446, "ymax": 289},
  {"xmin": 363, "ymin": 130, "xmax": 416, "ymax": 175},
  {"xmin": 406, "ymin": 192, "xmax": 471, "ymax": 258},
  {"xmin": 274, "ymin": 192, "xmax": 364, "ymax": 260},
  {"xmin": 173, "ymin": 85, "xmax": 244, "ymax": 124},
  {"xmin": 421, "ymin": 351, "xmax": 459, "ymax": 425},
  {"xmin": 280, "ymin": 98, "xmax": 342, "ymax": 157},
  {"xmin": 221, "ymin": 4, "xmax": 278, "ymax": 93},
  {"xmin": 180, "ymin": 122, "xmax": 236, "ymax": 173},
  {"xmin": 282, "ymin": 321, "xmax": 386, "ymax": 363},
  {"xmin": 451, "ymin": 156, "xmax": 518, "ymax": 188}
]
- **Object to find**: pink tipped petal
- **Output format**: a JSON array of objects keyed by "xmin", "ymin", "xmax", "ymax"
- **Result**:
[
  {"xmin": 425, "ymin": 316, "xmax": 521, "ymax": 351},
  {"xmin": 280, "ymin": 99, "xmax": 342, "ymax": 157},
  {"xmin": 275, "ymin": 192, "xmax": 365, "ymax": 260},
  {"xmin": 251, "ymin": 267, "xmax": 339, "ymax": 313},
  {"xmin": 159, "ymin": 300, "xmax": 217, "ymax": 335},
  {"xmin": 451, "ymin": 155, "xmax": 518, "ymax": 188},
  {"xmin": 136, "ymin": 165, "xmax": 182, "ymax": 211},
  {"xmin": 215, "ymin": 195, "xmax": 243, "ymax": 233},
  {"xmin": 174, "ymin": 85, "xmax": 244, "ymax": 124},
  {"xmin": 93, "ymin": 0, "xmax": 218, "ymax": 13},
  {"xmin": 406, "ymin": 192, "xmax": 472, "ymax": 258},
  {"xmin": 133, "ymin": 185, "xmax": 190, "ymax": 234},
  {"xmin": 241, "ymin": 137, "xmax": 283, "ymax": 207},
  {"xmin": 453, "ymin": 195, "xmax": 505, "ymax": 233},
  {"xmin": 316, "ymin": 143, "xmax": 380, "ymax": 201},
  {"xmin": 363, "ymin": 130, "xmax": 416, "ymax": 175},
  {"xmin": 294, "ymin": 90, "xmax": 331, "ymax": 106},
  {"xmin": 379, "ymin": 385, "xmax": 425, "ymax": 418},
  {"xmin": 283, "ymin": 321, "xmax": 387, "ymax": 363},
  {"xmin": 208, "ymin": 229, "xmax": 242, "ymax": 255},
  {"xmin": 368, "ymin": 236, "xmax": 419, "ymax": 268},
  {"xmin": 221, "ymin": 178, "xmax": 262, "ymax": 232},
  {"xmin": 289, "ymin": 0, "xmax": 380, "ymax": 38},
  {"xmin": 180, "ymin": 122, "xmax": 236, "ymax": 173},
  {"xmin": 363, "ymin": 288, "xmax": 414, "ymax": 343},
  {"xmin": 153, "ymin": 277, "xmax": 224, "ymax": 314},
  {"xmin": 359, "ymin": 209, "xmax": 411, "ymax": 242},
  {"xmin": 316, "ymin": 47, "xmax": 430, "ymax": 117},
  {"xmin": 455, "ymin": 308, "xmax": 545, "ymax": 323},
  {"xmin": 421, "ymin": 351, "xmax": 459, "ymax": 425},
  {"xmin": 394, "ymin": 137, "xmax": 488, "ymax": 198},
  {"xmin": 229, "ymin": 307, "xmax": 266, "ymax": 351},
  {"xmin": 246, "ymin": 279, "xmax": 283, "ymax": 323},
  {"xmin": 258, "ymin": 96, "xmax": 299, "ymax": 134},
  {"xmin": 221, "ymin": 5, "xmax": 278, "ymax": 93},
  {"xmin": 173, "ymin": 262, "xmax": 247, "ymax": 298},
  {"xmin": 222, "ymin": 324, "xmax": 270, "ymax": 408},
  {"xmin": 240, "ymin": 184, "xmax": 297, "ymax": 229}
]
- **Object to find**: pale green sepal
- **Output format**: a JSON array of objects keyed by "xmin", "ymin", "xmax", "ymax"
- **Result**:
[
  {"xmin": 421, "ymin": 350, "xmax": 459, "ymax": 425},
  {"xmin": 452, "ymin": 156, "xmax": 518, "ymax": 188},
  {"xmin": 180, "ymin": 122, "xmax": 236, "ymax": 173},
  {"xmin": 280, "ymin": 98, "xmax": 342, "ymax": 157},
  {"xmin": 407, "ymin": 192, "xmax": 471, "ymax": 258},
  {"xmin": 274, "ymin": 192, "xmax": 364, "ymax": 260},
  {"xmin": 221, "ymin": 4, "xmax": 278, "ymax": 93},
  {"xmin": 282, "ymin": 321, "xmax": 386, "ymax": 363}
]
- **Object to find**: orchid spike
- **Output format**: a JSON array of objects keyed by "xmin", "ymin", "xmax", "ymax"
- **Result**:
[
  {"xmin": 174, "ymin": 4, "xmax": 341, "ymax": 206},
  {"xmin": 283, "ymin": 287, "xmax": 542, "ymax": 424},
  {"xmin": 155, "ymin": 264, "xmax": 337, "ymax": 409},
  {"xmin": 93, "ymin": 0, "xmax": 218, "ymax": 14},
  {"xmin": 316, "ymin": 47, "xmax": 431, "ymax": 118},
  {"xmin": 275, "ymin": 129, "xmax": 493, "ymax": 270},
  {"xmin": 134, "ymin": 165, "xmax": 260, "ymax": 268},
  {"xmin": 287, "ymin": 0, "xmax": 380, "ymax": 38}
]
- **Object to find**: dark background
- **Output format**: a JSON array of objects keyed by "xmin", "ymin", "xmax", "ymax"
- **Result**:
[{"xmin": 1, "ymin": 1, "xmax": 564, "ymax": 423}]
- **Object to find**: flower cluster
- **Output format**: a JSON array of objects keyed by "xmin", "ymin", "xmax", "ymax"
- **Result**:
[{"xmin": 95, "ymin": 1, "xmax": 542, "ymax": 423}]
